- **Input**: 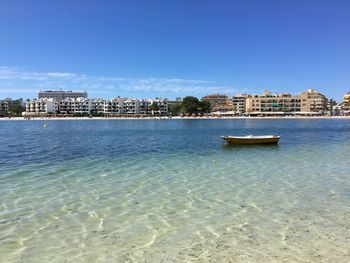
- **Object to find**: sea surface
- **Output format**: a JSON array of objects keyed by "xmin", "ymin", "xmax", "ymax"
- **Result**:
[{"xmin": 0, "ymin": 119, "xmax": 350, "ymax": 262}]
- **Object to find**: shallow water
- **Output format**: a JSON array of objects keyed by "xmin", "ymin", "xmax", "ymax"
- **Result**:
[{"xmin": 1, "ymin": 119, "xmax": 350, "ymax": 262}]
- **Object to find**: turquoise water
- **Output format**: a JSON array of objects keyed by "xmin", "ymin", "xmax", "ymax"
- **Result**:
[{"xmin": 1, "ymin": 119, "xmax": 350, "ymax": 262}]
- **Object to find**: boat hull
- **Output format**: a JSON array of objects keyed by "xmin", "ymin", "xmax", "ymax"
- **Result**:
[{"xmin": 221, "ymin": 136, "xmax": 280, "ymax": 145}]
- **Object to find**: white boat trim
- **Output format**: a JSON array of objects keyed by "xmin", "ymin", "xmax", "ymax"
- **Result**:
[{"xmin": 221, "ymin": 135, "xmax": 280, "ymax": 139}]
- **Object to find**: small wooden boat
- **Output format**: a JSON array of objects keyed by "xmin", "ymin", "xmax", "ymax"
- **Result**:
[{"xmin": 221, "ymin": 135, "xmax": 280, "ymax": 145}]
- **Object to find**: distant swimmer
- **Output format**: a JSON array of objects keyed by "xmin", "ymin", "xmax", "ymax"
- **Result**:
[{"xmin": 43, "ymin": 123, "xmax": 48, "ymax": 128}]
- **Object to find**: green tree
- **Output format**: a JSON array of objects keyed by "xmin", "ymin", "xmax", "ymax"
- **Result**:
[
  {"xmin": 198, "ymin": 100, "xmax": 211, "ymax": 113},
  {"xmin": 181, "ymin": 96, "xmax": 200, "ymax": 115},
  {"xmin": 169, "ymin": 103, "xmax": 181, "ymax": 116},
  {"xmin": 9, "ymin": 105, "xmax": 25, "ymax": 116}
]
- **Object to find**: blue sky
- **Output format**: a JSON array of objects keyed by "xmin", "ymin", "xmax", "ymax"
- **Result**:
[{"xmin": 0, "ymin": 0, "xmax": 349, "ymax": 101}]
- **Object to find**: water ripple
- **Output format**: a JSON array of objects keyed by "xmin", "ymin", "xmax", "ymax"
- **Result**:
[{"xmin": 0, "ymin": 119, "xmax": 350, "ymax": 262}]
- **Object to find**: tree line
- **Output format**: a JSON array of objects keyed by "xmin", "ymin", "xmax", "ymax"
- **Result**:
[{"xmin": 169, "ymin": 96, "xmax": 211, "ymax": 116}]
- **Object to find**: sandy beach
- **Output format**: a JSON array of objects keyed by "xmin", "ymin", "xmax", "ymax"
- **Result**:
[{"xmin": 1, "ymin": 116, "xmax": 350, "ymax": 121}]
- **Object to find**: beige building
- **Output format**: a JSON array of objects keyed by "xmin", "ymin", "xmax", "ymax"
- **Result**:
[
  {"xmin": 299, "ymin": 89, "xmax": 328, "ymax": 113},
  {"xmin": 342, "ymin": 92, "xmax": 350, "ymax": 111},
  {"xmin": 202, "ymin": 94, "xmax": 229, "ymax": 110},
  {"xmin": 245, "ymin": 91, "xmax": 301, "ymax": 114},
  {"xmin": 245, "ymin": 89, "xmax": 328, "ymax": 115}
]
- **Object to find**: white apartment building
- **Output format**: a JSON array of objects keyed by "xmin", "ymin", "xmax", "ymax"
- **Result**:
[
  {"xmin": 123, "ymin": 99, "xmax": 140, "ymax": 115},
  {"xmin": 23, "ymin": 97, "xmax": 169, "ymax": 116},
  {"xmin": 139, "ymin": 98, "xmax": 168, "ymax": 115},
  {"xmin": 103, "ymin": 97, "xmax": 124, "ymax": 115},
  {"xmin": 59, "ymin": 98, "xmax": 91, "ymax": 115},
  {"xmin": 90, "ymin": 99, "xmax": 105, "ymax": 115},
  {"xmin": 24, "ymin": 98, "xmax": 58, "ymax": 115}
]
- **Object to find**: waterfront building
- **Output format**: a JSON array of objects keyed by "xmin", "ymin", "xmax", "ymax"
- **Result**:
[
  {"xmin": 299, "ymin": 89, "xmax": 328, "ymax": 113},
  {"xmin": 167, "ymin": 98, "xmax": 182, "ymax": 116},
  {"xmin": 202, "ymin": 94, "xmax": 229, "ymax": 111},
  {"xmin": 22, "ymin": 91, "xmax": 330, "ymax": 117},
  {"xmin": 139, "ymin": 99, "xmax": 150, "ymax": 115},
  {"xmin": 4, "ymin": 98, "xmax": 25, "ymax": 108},
  {"xmin": 0, "ymin": 100, "xmax": 9, "ymax": 117},
  {"xmin": 7, "ymin": 99, "xmax": 26, "ymax": 116},
  {"xmin": 244, "ymin": 89, "xmax": 328, "ymax": 115},
  {"xmin": 59, "ymin": 98, "xmax": 91, "ymax": 115},
  {"xmin": 156, "ymin": 99, "xmax": 169, "ymax": 115},
  {"xmin": 103, "ymin": 97, "xmax": 124, "ymax": 115},
  {"xmin": 139, "ymin": 98, "xmax": 168, "ymax": 115},
  {"xmin": 23, "ymin": 97, "xmax": 169, "ymax": 116},
  {"xmin": 39, "ymin": 90, "xmax": 87, "ymax": 101},
  {"xmin": 24, "ymin": 98, "xmax": 58, "ymax": 115},
  {"xmin": 123, "ymin": 99, "xmax": 140, "ymax": 115},
  {"xmin": 245, "ymin": 91, "xmax": 302, "ymax": 115},
  {"xmin": 91, "ymin": 99, "xmax": 105, "ymax": 115},
  {"xmin": 231, "ymin": 94, "xmax": 248, "ymax": 114},
  {"xmin": 332, "ymin": 104, "xmax": 342, "ymax": 115},
  {"xmin": 342, "ymin": 92, "xmax": 350, "ymax": 111},
  {"xmin": 0, "ymin": 98, "xmax": 25, "ymax": 116}
]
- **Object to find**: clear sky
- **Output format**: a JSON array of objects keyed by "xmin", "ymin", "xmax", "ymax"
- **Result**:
[{"xmin": 0, "ymin": 0, "xmax": 349, "ymax": 101}]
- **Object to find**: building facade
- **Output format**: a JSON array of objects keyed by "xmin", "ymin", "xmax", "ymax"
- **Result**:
[
  {"xmin": 202, "ymin": 94, "xmax": 228, "ymax": 111},
  {"xmin": 139, "ymin": 98, "xmax": 168, "ymax": 115},
  {"xmin": 243, "ymin": 89, "xmax": 328, "ymax": 115},
  {"xmin": 245, "ymin": 91, "xmax": 302, "ymax": 114},
  {"xmin": 231, "ymin": 94, "xmax": 248, "ymax": 113},
  {"xmin": 167, "ymin": 99, "xmax": 182, "ymax": 116},
  {"xmin": 299, "ymin": 89, "xmax": 328, "ymax": 113},
  {"xmin": 103, "ymin": 97, "xmax": 124, "ymax": 115},
  {"xmin": 91, "ymin": 99, "xmax": 105, "ymax": 115},
  {"xmin": 0, "ymin": 100, "xmax": 9, "ymax": 117},
  {"xmin": 24, "ymin": 98, "xmax": 58, "ymax": 115},
  {"xmin": 342, "ymin": 92, "xmax": 350, "ymax": 111},
  {"xmin": 121, "ymin": 99, "xmax": 139, "ymax": 115},
  {"xmin": 0, "ymin": 98, "xmax": 25, "ymax": 116},
  {"xmin": 38, "ymin": 90, "xmax": 88, "ymax": 101},
  {"xmin": 4, "ymin": 98, "xmax": 25, "ymax": 109},
  {"xmin": 59, "ymin": 98, "xmax": 91, "ymax": 115},
  {"xmin": 24, "ymin": 97, "xmax": 169, "ymax": 116}
]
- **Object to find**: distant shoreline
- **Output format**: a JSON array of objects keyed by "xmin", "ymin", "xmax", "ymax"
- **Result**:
[{"xmin": 1, "ymin": 116, "xmax": 350, "ymax": 121}]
